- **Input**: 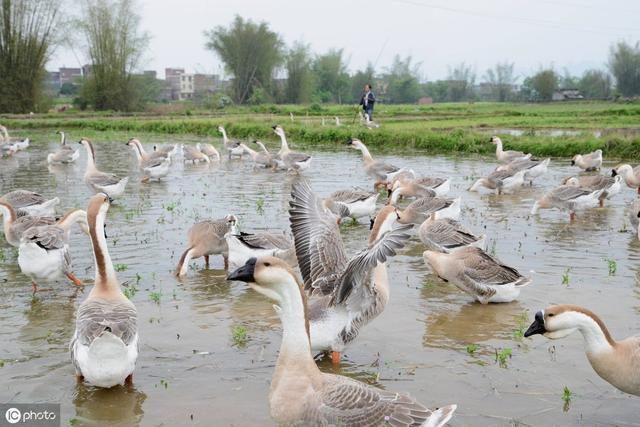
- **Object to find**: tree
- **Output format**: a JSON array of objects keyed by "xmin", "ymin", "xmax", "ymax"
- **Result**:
[
  {"xmin": 78, "ymin": 0, "xmax": 149, "ymax": 111},
  {"xmin": 205, "ymin": 16, "xmax": 284, "ymax": 104},
  {"xmin": 530, "ymin": 69, "xmax": 559, "ymax": 101},
  {"xmin": 351, "ymin": 63, "xmax": 375, "ymax": 102},
  {"xmin": 0, "ymin": 0, "xmax": 63, "ymax": 113},
  {"xmin": 59, "ymin": 82, "xmax": 79, "ymax": 96},
  {"xmin": 423, "ymin": 80, "xmax": 449, "ymax": 102},
  {"xmin": 483, "ymin": 62, "xmax": 517, "ymax": 102},
  {"xmin": 447, "ymin": 63, "xmax": 476, "ymax": 102},
  {"xmin": 608, "ymin": 41, "xmax": 640, "ymax": 97},
  {"xmin": 312, "ymin": 49, "xmax": 350, "ymax": 103},
  {"xmin": 384, "ymin": 55, "xmax": 421, "ymax": 103},
  {"xmin": 285, "ymin": 41, "xmax": 313, "ymax": 103},
  {"xmin": 578, "ymin": 69, "xmax": 612, "ymax": 99}
]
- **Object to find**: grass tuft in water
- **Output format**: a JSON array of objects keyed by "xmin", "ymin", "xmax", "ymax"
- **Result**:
[
  {"xmin": 605, "ymin": 258, "xmax": 617, "ymax": 275},
  {"xmin": 513, "ymin": 310, "xmax": 529, "ymax": 341},
  {"xmin": 562, "ymin": 385, "xmax": 572, "ymax": 412},
  {"xmin": 255, "ymin": 197, "xmax": 265, "ymax": 215},
  {"xmin": 231, "ymin": 325, "xmax": 249, "ymax": 347},
  {"xmin": 114, "ymin": 263, "xmax": 128, "ymax": 272},
  {"xmin": 149, "ymin": 291, "xmax": 162, "ymax": 304},
  {"xmin": 561, "ymin": 267, "xmax": 571, "ymax": 285},
  {"xmin": 495, "ymin": 347, "xmax": 512, "ymax": 368},
  {"xmin": 465, "ymin": 344, "xmax": 478, "ymax": 355}
]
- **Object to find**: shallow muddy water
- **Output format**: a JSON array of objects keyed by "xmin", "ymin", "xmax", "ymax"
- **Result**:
[{"xmin": 1, "ymin": 131, "xmax": 639, "ymax": 426}]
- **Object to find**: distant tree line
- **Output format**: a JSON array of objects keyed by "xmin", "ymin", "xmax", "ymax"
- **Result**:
[
  {"xmin": 206, "ymin": 16, "xmax": 640, "ymax": 105},
  {"xmin": 3, "ymin": 6, "xmax": 640, "ymax": 113}
]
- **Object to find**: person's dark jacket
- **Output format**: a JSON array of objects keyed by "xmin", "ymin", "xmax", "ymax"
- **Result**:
[{"xmin": 359, "ymin": 91, "xmax": 375, "ymax": 108}]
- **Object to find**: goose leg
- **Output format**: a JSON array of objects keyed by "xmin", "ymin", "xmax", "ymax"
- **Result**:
[
  {"xmin": 569, "ymin": 212, "xmax": 576, "ymax": 221},
  {"xmin": 599, "ymin": 199, "xmax": 604, "ymax": 208},
  {"xmin": 331, "ymin": 351, "xmax": 341, "ymax": 364},
  {"xmin": 32, "ymin": 281, "xmax": 38, "ymax": 293},
  {"xmin": 76, "ymin": 374, "xmax": 84, "ymax": 383},
  {"xmin": 125, "ymin": 374, "xmax": 133, "ymax": 385},
  {"xmin": 141, "ymin": 176, "xmax": 150, "ymax": 183},
  {"xmin": 204, "ymin": 255, "xmax": 210, "ymax": 268},
  {"xmin": 223, "ymin": 255, "xmax": 229, "ymax": 270},
  {"xmin": 66, "ymin": 272, "xmax": 83, "ymax": 286}
]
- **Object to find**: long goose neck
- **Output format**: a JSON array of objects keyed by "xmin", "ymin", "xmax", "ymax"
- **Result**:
[
  {"xmin": 495, "ymin": 140, "xmax": 503, "ymax": 156},
  {"xmin": 220, "ymin": 128, "xmax": 228, "ymax": 143},
  {"xmin": 88, "ymin": 206, "xmax": 118, "ymax": 292},
  {"xmin": 574, "ymin": 312, "xmax": 616, "ymax": 355},
  {"xmin": 60, "ymin": 132, "xmax": 66, "ymax": 145},
  {"xmin": 57, "ymin": 209, "xmax": 87, "ymax": 231},
  {"xmin": 83, "ymin": 142, "xmax": 98, "ymax": 172},
  {"xmin": 135, "ymin": 141, "xmax": 148, "ymax": 157},
  {"xmin": 278, "ymin": 132, "xmax": 289, "ymax": 153},
  {"xmin": 358, "ymin": 144, "xmax": 374, "ymax": 163},
  {"xmin": 241, "ymin": 143, "xmax": 256, "ymax": 157},
  {"xmin": 273, "ymin": 277, "xmax": 316, "ymax": 373},
  {"xmin": 256, "ymin": 141, "xmax": 268, "ymax": 153},
  {"xmin": 0, "ymin": 203, "xmax": 16, "ymax": 236}
]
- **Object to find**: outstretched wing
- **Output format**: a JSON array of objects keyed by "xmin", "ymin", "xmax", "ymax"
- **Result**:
[
  {"xmin": 289, "ymin": 179, "xmax": 348, "ymax": 296},
  {"xmin": 331, "ymin": 223, "xmax": 413, "ymax": 307}
]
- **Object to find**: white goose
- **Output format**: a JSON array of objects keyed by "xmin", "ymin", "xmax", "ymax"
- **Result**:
[
  {"xmin": 272, "ymin": 125, "xmax": 312, "ymax": 172},
  {"xmin": 240, "ymin": 141, "xmax": 274, "ymax": 168},
  {"xmin": 197, "ymin": 142, "xmax": 220, "ymax": 161},
  {"xmin": 347, "ymin": 138, "xmax": 404, "ymax": 188},
  {"xmin": 494, "ymin": 158, "xmax": 550, "ymax": 186},
  {"xmin": 47, "ymin": 131, "xmax": 79, "ymax": 164},
  {"xmin": 127, "ymin": 138, "xmax": 169, "ymax": 163},
  {"xmin": 225, "ymin": 231, "xmax": 296, "ymax": 268},
  {"xmin": 70, "ymin": 193, "xmax": 138, "ymax": 388},
  {"xmin": 0, "ymin": 125, "xmax": 29, "ymax": 151},
  {"xmin": 571, "ymin": 149, "xmax": 602, "ymax": 171},
  {"xmin": 468, "ymin": 169, "xmax": 526, "ymax": 194},
  {"xmin": 611, "ymin": 164, "xmax": 640, "ymax": 193},
  {"xmin": 490, "ymin": 136, "xmax": 531, "ymax": 163},
  {"xmin": 218, "ymin": 126, "xmax": 244, "ymax": 158},
  {"xmin": 323, "ymin": 189, "xmax": 379, "ymax": 222},
  {"xmin": 227, "ymin": 256, "xmax": 456, "ymax": 427},
  {"xmin": 79, "ymin": 139, "xmax": 129, "ymax": 198},
  {"xmin": 0, "ymin": 190, "xmax": 60, "ymax": 217},
  {"xmin": 182, "ymin": 145, "xmax": 210, "ymax": 164},
  {"xmin": 531, "ymin": 185, "xmax": 604, "ymax": 220},
  {"xmin": 126, "ymin": 140, "xmax": 170, "ymax": 182},
  {"xmin": 18, "ymin": 209, "xmax": 88, "ymax": 292}
]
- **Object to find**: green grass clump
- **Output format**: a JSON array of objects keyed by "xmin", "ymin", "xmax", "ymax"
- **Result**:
[
  {"xmin": 495, "ymin": 348, "xmax": 512, "ymax": 368},
  {"xmin": 231, "ymin": 325, "xmax": 249, "ymax": 347}
]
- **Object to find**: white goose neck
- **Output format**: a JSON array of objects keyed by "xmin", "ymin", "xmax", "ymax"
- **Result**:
[
  {"xmin": 278, "ymin": 132, "xmax": 289, "ymax": 152},
  {"xmin": 573, "ymin": 313, "xmax": 614, "ymax": 355},
  {"xmin": 57, "ymin": 210, "xmax": 87, "ymax": 231},
  {"xmin": 83, "ymin": 142, "xmax": 98, "ymax": 172},
  {"xmin": 59, "ymin": 132, "xmax": 66, "ymax": 145},
  {"xmin": 130, "ymin": 144, "xmax": 143, "ymax": 163},
  {"xmin": 495, "ymin": 140, "xmax": 503, "ymax": 155},
  {"xmin": 220, "ymin": 128, "xmax": 228, "ymax": 142},
  {"xmin": 273, "ymin": 278, "xmax": 314, "ymax": 364},
  {"xmin": 357, "ymin": 143, "xmax": 373, "ymax": 162},
  {"xmin": 0, "ymin": 204, "xmax": 16, "ymax": 238}
]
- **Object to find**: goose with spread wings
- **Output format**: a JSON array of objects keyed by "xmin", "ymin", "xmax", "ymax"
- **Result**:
[{"xmin": 288, "ymin": 180, "xmax": 412, "ymax": 363}]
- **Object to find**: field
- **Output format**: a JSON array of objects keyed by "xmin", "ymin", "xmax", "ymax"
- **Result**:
[{"xmin": 3, "ymin": 100, "xmax": 640, "ymax": 158}]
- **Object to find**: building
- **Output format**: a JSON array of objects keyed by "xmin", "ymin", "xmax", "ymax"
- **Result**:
[
  {"xmin": 193, "ymin": 73, "xmax": 219, "ymax": 94},
  {"xmin": 46, "ymin": 71, "xmax": 61, "ymax": 91},
  {"xmin": 59, "ymin": 67, "xmax": 82, "ymax": 85}
]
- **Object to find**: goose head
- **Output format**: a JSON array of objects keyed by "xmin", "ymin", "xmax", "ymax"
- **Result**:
[
  {"xmin": 570, "ymin": 154, "xmax": 581, "ymax": 166},
  {"xmin": 346, "ymin": 138, "xmax": 364, "ymax": 151},
  {"xmin": 217, "ymin": 125, "xmax": 225, "ymax": 134},
  {"xmin": 272, "ymin": 125, "xmax": 285, "ymax": 138},
  {"xmin": 611, "ymin": 164, "xmax": 631, "ymax": 177},
  {"xmin": 489, "ymin": 136, "xmax": 501, "ymax": 145},
  {"xmin": 524, "ymin": 305, "xmax": 589, "ymax": 339},
  {"xmin": 369, "ymin": 205, "xmax": 397, "ymax": 242},
  {"xmin": 225, "ymin": 214, "xmax": 238, "ymax": 234},
  {"xmin": 126, "ymin": 137, "xmax": 141, "ymax": 146},
  {"xmin": 228, "ymin": 256, "xmax": 301, "ymax": 306}
]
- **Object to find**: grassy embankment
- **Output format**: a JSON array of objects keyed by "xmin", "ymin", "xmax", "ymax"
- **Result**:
[{"xmin": 2, "ymin": 101, "xmax": 640, "ymax": 158}]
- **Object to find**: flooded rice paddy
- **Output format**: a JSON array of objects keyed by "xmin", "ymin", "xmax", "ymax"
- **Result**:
[{"xmin": 1, "ymin": 131, "xmax": 639, "ymax": 426}]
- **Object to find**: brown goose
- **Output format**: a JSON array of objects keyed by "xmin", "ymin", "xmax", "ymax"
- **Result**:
[
  {"xmin": 571, "ymin": 149, "xmax": 602, "ymax": 171},
  {"xmin": 228, "ymin": 256, "xmax": 457, "ymax": 426},
  {"xmin": 175, "ymin": 215, "xmax": 238, "ymax": 276},
  {"xmin": 525, "ymin": 304, "xmax": 640, "ymax": 396},
  {"xmin": 0, "ymin": 201, "xmax": 56, "ymax": 247}
]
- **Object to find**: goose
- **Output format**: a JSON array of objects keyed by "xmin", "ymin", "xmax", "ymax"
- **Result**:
[
  {"xmin": 127, "ymin": 138, "xmax": 169, "ymax": 164},
  {"xmin": 389, "ymin": 177, "xmax": 450, "ymax": 205},
  {"xmin": 495, "ymin": 158, "xmax": 550, "ymax": 185},
  {"xmin": 386, "ymin": 169, "xmax": 418, "ymax": 193},
  {"xmin": 79, "ymin": 139, "xmax": 129, "ymax": 198},
  {"xmin": 0, "ymin": 125, "xmax": 29, "ymax": 151},
  {"xmin": 153, "ymin": 144, "xmax": 178, "ymax": 159},
  {"xmin": 1, "ymin": 141, "xmax": 17, "ymax": 157},
  {"xmin": 396, "ymin": 197, "xmax": 461, "ymax": 224},
  {"xmin": 346, "ymin": 138, "xmax": 404, "ymax": 188},
  {"xmin": 47, "ymin": 131, "xmax": 79, "ymax": 164},
  {"xmin": 334, "ymin": 116, "xmax": 341, "ymax": 126},
  {"xmin": 630, "ymin": 200, "xmax": 640, "ymax": 239},
  {"xmin": 70, "ymin": 193, "xmax": 138, "ymax": 388},
  {"xmin": 218, "ymin": 126, "xmax": 244, "ymax": 159},
  {"xmin": 0, "ymin": 190, "xmax": 60, "ymax": 217},
  {"xmin": 18, "ymin": 209, "xmax": 88, "ymax": 292},
  {"xmin": 175, "ymin": 215, "xmax": 238, "ymax": 276},
  {"xmin": 419, "ymin": 215, "xmax": 485, "ymax": 253},
  {"xmin": 227, "ymin": 256, "xmax": 457, "ymax": 426},
  {"xmin": 364, "ymin": 113, "xmax": 379, "ymax": 129},
  {"xmin": 531, "ymin": 185, "xmax": 604, "ymax": 220},
  {"xmin": 197, "ymin": 142, "xmax": 220, "ymax": 161},
  {"xmin": 182, "ymin": 144, "xmax": 210, "ymax": 164},
  {"xmin": 490, "ymin": 136, "xmax": 531, "ymax": 163},
  {"xmin": 240, "ymin": 141, "xmax": 274, "ymax": 168},
  {"xmin": 0, "ymin": 201, "xmax": 56, "ymax": 247},
  {"xmin": 571, "ymin": 149, "xmax": 602, "ymax": 171},
  {"xmin": 272, "ymin": 125, "xmax": 312, "ymax": 172},
  {"xmin": 286, "ymin": 180, "xmax": 412, "ymax": 363},
  {"xmin": 562, "ymin": 174, "xmax": 622, "ymax": 207},
  {"xmin": 468, "ymin": 169, "xmax": 526, "ymax": 194},
  {"xmin": 126, "ymin": 140, "xmax": 171, "ymax": 182},
  {"xmin": 424, "ymin": 246, "xmax": 531, "ymax": 303},
  {"xmin": 524, "ymin": 304, "xmax": 640, "ymax": 396},
  {"xmin": 226, "ymin": 231, "xmax": 296, "ymax": 268},
  {"xmin": 611, "ymin": 164, "xmax": 640, "ymax": 194},
  {"xmin": 323, "ymin": 189, "xmax": 379, "ymax": 222}
]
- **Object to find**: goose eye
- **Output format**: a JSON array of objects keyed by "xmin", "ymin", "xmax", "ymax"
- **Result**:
[
  {"xmin": 548, "ymin": 313, "xmax": 554, "ymax": 317},
  {"xmin": 264, "ymin": 262, "xmax": 271, "ymax": 267}
]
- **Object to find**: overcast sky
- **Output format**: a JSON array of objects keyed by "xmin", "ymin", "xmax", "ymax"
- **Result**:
[{"xmin": 51, "ymin": 0, "xmax": 640, "ymax": 81}]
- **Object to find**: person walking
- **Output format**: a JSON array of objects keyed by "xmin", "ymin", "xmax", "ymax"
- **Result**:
[{"xmin": 359, "ymin": 84, "xmax": 375, "ymax": 121}]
